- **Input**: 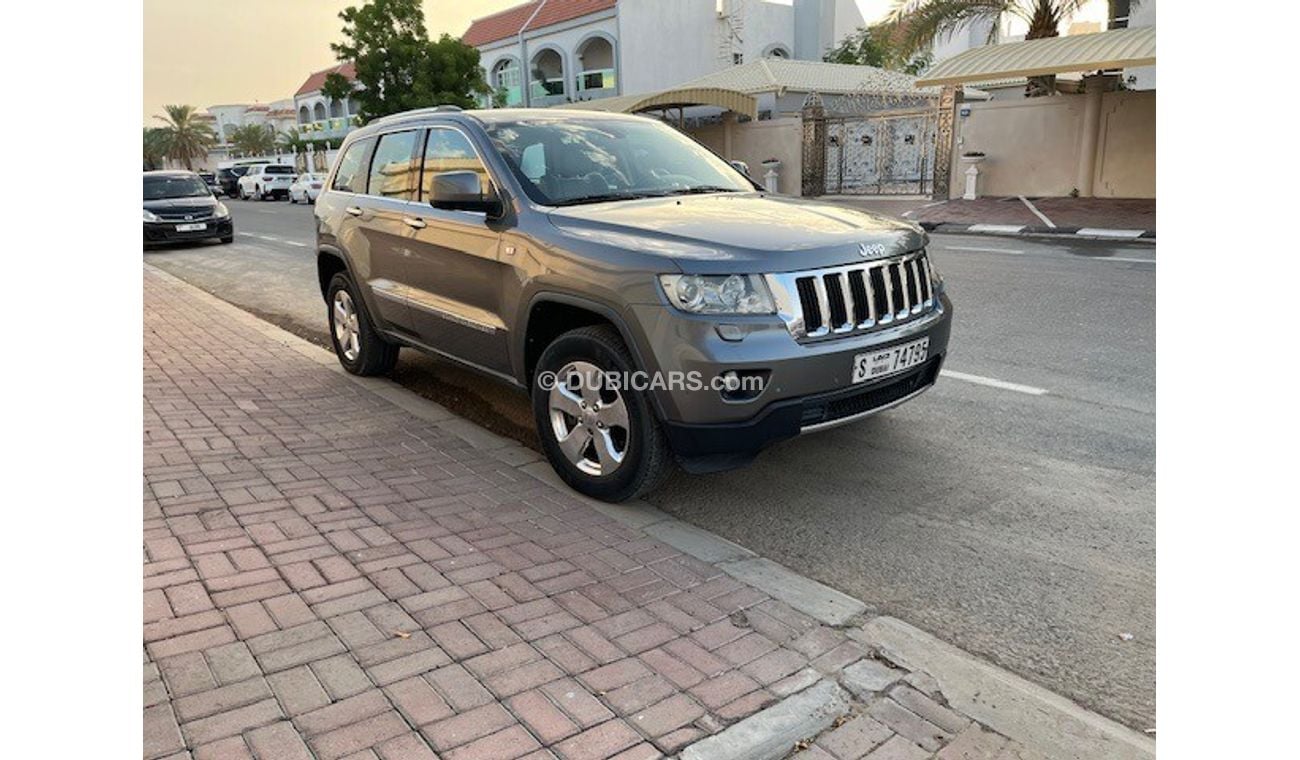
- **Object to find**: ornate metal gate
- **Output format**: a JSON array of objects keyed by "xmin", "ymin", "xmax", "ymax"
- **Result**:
[{"xmin": 823, "ymin": 108, "xmax": 937, "ymax": 196}]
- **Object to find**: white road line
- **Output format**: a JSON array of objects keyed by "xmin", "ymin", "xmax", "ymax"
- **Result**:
[
  {"xmin": 1105, "ymin": 257, "xmax": 1155, "ymax": 264},
  {"xmin": 939, "ymin": 245, "xmax": 1025, "ymax": 254},
  {"xmin": 941, "ymin": 370, "xmax": 1049, "ymax": 396},
  {"xmin": 283, "ymin": 240, "xmax": 308, "ymax": 247},
  {"xmin": 1019, "ymin": 196, "xmax": 1056, "ymax": 228}
]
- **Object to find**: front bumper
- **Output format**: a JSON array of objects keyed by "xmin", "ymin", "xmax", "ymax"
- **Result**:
[
  {"xmin": 144, "ymin": 218, "xmax": 233, "ymax": 245},
  {"xmin": 662, "ymin": 354, "xmax": 943, "ymax": 473},
  {"xmin": 629, "ymin": 292, "xmax": 952, "ymax": 472}
]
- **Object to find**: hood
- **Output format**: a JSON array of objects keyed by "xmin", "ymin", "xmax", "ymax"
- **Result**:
[
  {"xmin": 144, "ymin": 196, "xmax": 219, "ymax": 214},
  {"xmin": 547, "ymin": 193, "xmax": 926, "ymax": 274}
]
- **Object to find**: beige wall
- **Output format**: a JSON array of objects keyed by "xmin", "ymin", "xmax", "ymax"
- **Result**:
[
  {"xmin": 690, "ymin": 116, "xmax": 804, "ymax": 196},
  {"xmin": 949, "ymin": 89, "xmax": 1155, "ymax": 199}
]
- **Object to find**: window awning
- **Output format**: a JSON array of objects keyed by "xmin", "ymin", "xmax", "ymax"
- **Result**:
[
  {"xmin": 915, "ymin": 26, "xmax": 1155, "ymax": 87},
  {"xmin": 564, "ymin": 86, "xmax": 758, "ymax": 120}
]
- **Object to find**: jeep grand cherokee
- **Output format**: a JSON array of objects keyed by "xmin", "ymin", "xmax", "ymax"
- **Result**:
[{"xmin": 315, "ymin": 108, "xmax": 951, "ymax": 502}]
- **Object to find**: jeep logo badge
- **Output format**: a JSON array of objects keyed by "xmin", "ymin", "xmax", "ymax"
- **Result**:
[{"xmin": 858, "ymin": 243, "xmax": 887, "ymax": 259}]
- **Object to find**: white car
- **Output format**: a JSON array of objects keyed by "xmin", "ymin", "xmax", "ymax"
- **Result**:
[
  {"xmin": 237, "ymin": 164, "xmax": 295, "ymax": 201},
  {"xmin": 288, "ymin": 173, "xmax": 326, "ymax": 204}
]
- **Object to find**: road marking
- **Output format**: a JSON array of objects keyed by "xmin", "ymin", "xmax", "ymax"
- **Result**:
[
  {"xmin": 1019, "ymin": 196, "xmax": 1056, "ymax": 228},
  {"xmin": 1103, "ymin": 256, "xmax": 1155, "ymax": 265},
  {"xmin": 941, "ymin": 370, "xmax": 1049, "ymax": 396},
  {"xmin": 939, "ymin": 245, "xmax": 1025, "ymax": 254},
  {"xmin": 283, "ymin": 240, "xmax": 308, "ymax": 247}
]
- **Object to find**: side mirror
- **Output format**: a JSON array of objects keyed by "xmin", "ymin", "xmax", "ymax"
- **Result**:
[
  {"xmin": 429, "ymin": 171, "xmax": 501, "ymax": 216},
  {"xmin": 729, "ymin": 160, "xmax": 751, "ymax": 177}
]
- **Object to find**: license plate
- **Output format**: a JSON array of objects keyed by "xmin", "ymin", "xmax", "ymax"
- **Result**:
[
  {"xmin": 175, "ymin": 223, "xmax": 207, "ymax": 232},
  {"xmin": 852, "ymin": 337, "xmax": 929, "ymax": 384}
]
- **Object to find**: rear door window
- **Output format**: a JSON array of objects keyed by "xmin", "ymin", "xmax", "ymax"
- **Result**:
[
  {"xmin": 331, "ymin": 138, "xmax": 372, "ymax": 193},
  {"xmin": 368, "ymin": 130, "xmax": 421, "ymax": 200}
]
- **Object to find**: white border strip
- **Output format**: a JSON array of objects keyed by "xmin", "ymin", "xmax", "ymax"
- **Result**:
[
  {"xmin": 1077, "ymin": 228, "xmax": 1146, "ymax": 238},
  {"xmin": 969, "ymin": 224, "xmax": 1026, "ymax": 234}
]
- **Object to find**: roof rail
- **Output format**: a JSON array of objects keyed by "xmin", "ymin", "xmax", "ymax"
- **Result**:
[{"xmin": 372, "ymin": 105, "xmax": 464, "ymax": 125}]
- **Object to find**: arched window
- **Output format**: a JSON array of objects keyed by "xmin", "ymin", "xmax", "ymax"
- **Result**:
[
  {"xmin": 530, "ymin": 48, "xmax": 565, "ymax": 101},
  {"xmin": 575, "ymin": 36, "xmax": 616, "ymax": 95},
  {"xmin": 313, "ymin": 102, "xmax": 327, "ymax": 122},
  {"xmin": 329, "ymin": 99, "xmax": 344, "ymax": 118},
  {"xmin": 297, "ymin": 105, "xmax": 310, "ymax": 124},
  {"xmin": 491, "ymin": 59, "xmax": 522, "ymax": 107},
  {"xmin": 763, "ymin": 44, "xmax": 790, "ymax": 59}
]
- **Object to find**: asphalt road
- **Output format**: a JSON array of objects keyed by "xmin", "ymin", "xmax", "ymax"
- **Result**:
[{"xmin": 146, "ymin": 198, "xmax": 1156, "ymax": 730}]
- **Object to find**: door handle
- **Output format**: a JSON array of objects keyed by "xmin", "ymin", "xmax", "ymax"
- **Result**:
[
  {"xmin": 345, "ymin": 206, "xmax": 363, "ymax": 216},
  {"xmin": 403, "ymin": 217, "xmax": 426, "ymax": 230}
]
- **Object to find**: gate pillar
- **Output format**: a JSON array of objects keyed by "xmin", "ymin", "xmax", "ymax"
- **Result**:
[
  {"xmin": 801, "ymin": 92, "xmax": 826, "ymax": 197},
  {"xmin": 932, "ymin": 85, "xmax": 962, "ymax": 201}
]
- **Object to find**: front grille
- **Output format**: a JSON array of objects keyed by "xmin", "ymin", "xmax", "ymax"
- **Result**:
[
  {"xmin": 800, "ymin": 357, "xmax": 941, "ymax": 428},
  {"xmin": 768, "ymin": 251, "xmax": 936, "ymax": 341}
]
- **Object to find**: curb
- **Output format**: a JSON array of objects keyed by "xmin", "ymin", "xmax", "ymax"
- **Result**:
[
  {"xmin": 145, "ymin": 263, "xmax": 1155, "ymax": 760},
  {"xmin": 919, "ymin": 221, "xmax": 1155, "ymax": 241}
]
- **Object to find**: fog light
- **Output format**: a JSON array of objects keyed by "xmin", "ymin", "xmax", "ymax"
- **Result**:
[{"xmin": 720, "ymin": 371, "xmax": 741, "ymax": 392}]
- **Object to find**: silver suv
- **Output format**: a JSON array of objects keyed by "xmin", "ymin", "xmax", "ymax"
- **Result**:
[{"xmin": 316, "ymin": 108, "xmax": 952, "ymax": 501}]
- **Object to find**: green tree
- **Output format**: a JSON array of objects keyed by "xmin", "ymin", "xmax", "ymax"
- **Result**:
[
  {"xmin": 229, "ymin": 123, "xmax": 276, "ymax": 157},
  {"xmin": 152, "ymin": 104, "xmax": 216, "ymax": 169},
  {"xmin": 886, "ymin": 0, "xmax": 1100, "ymax": 95},
  {"xmin": 825, "ymin": 24, "xmax": 932, "ymax": 75},
  {"xmin": 326, "ymin": 0, "xmax": 490, "ymax": 123},
  {"xmin": 143, "ymin": 128, "xmax": 168, "ymax": 170}
]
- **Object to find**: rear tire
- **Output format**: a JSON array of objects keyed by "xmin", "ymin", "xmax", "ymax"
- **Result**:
[
  {"xmin": 532, "ymin": 325, "xmax": 672, "ymax": 502},
  {"xmin": 219, "ymin": 236, "xmax": 233, "ymax": 244},
  {"xmin": 326, "ymin": 272, "xmax": 399, "ymax": 376}
]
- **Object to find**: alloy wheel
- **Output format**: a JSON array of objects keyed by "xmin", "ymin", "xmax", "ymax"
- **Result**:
[
  {"xmin": 548, "ymin": 361, "xmax": 630, "ymax": 476},
  {"xmin": 332, "ymin": 289, "xmax": 361, "ymax": 361}
]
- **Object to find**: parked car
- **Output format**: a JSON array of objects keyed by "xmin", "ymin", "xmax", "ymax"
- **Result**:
[
  {"xmin": 197, "ymin": 171, "xmax": 222, "ymax": 196},
  {"xmin": 217, "ymin": 165, "xmax": 251, "ymax": 197},
  {"xmin": 144, "ymin": 170, "xmax": 233, "ymax": 246},
  {"xmin": 314, "ymin": 108, "xmax": 951, "ymax": 501},
  {"xmin": 237, "ymin": 164, "xmax": 295, "ymax": 200},
  {"xmin": 289, "ymin": 173, "xmax": 326, "ymax": 204}
]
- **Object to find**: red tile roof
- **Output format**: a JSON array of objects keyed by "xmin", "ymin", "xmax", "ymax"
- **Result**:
[
  {"xmin": 295, "ymin": 62, "xmax": 356, "ymax": 97},
  {"xmin": 463, "ymin": 0, "xmax": 616, "ymax": 47}
]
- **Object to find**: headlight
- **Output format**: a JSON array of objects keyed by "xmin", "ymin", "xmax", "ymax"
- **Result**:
[
  {"xmin": 213, "ymin": 202, "xmax": 230, "ymax": 219},
  {"xmin": 659, "ymin": 274, "xmax": 775, "ymax": 315},
  {"xmin": 143, "ymin": 209, "xmax": 160, "ymax": 222}
]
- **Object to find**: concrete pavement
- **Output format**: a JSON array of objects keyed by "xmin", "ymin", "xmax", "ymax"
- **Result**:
[
  {"xmin": 146, "ymin": 199, "xmax": 1155, "ymax": 729},
  {"xmin": 143, "ymin": 265, "xmax": 1147, "ymax": 759}
]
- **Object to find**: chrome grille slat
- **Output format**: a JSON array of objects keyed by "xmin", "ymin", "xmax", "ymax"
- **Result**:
[{"xmin": 768, "ymin": 251, "xmax": 937, "ymax": 342}]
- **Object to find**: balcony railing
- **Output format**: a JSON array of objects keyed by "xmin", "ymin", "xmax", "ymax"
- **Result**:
[
  {"xmin": 299, "ymin": 116, "xmax": 360, "ymax": 139},
  {"xmin": 575, "ymin": 68, "xmax": 617, "ymax": 95}
]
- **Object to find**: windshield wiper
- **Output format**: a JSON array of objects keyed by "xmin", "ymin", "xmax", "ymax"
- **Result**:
[
  {"xmin": 646, "ymin": 186, "xmax": 742, "ymax": 197},
  {"xmin": 551, "ymin": 192, "xmax": 651, "ymax": 207}
]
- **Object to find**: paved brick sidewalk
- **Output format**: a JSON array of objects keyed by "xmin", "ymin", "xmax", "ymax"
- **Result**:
[{"xmin": 143, "ymin": 267, "xmax": 1030, "ymax": 760}]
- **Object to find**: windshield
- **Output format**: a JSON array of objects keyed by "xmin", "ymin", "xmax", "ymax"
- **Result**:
[
  {"xmin": 484, "ymin": 117, "xmax": 754, "ymax": 206},
  {"xmin": 265, "ymin": 165, "xmax": 294, "ymax": 175},
  {"xmin": 143, "ymin": 175, "xmax": 211, "ymax": 200}
]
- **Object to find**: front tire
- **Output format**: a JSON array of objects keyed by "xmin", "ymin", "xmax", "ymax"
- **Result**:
[
  {"xmin": 326, "ymin": 272, "xmax": 399, "ymax": 376},
  {"xmin": 532, "ymin": 325, "xmax": 672, "ymax": 502}
]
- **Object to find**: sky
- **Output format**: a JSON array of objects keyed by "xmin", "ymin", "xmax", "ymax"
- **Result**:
[{"xmin": 143, "ymin": 0, "xmax": 1105, "ymax": 126}]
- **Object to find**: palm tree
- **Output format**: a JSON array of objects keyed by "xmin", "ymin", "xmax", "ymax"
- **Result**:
[
  {"xmin": 153, "ymin": 104, "xmax": 216, "ymax": 169},
  {"xmin": 887, "ymin": 0, "xmax": 1095, "ymax": 96},
  {"xmin": 277, "ymin": 127, "xmax": 309, "ymax": 155},
  {"xmin": 229, "ymin": 123, "xmax": 276, "ymax": 158},
  {"xmin": 143, "ymin": 128, "xmax": 168, "ymax": 170}
]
